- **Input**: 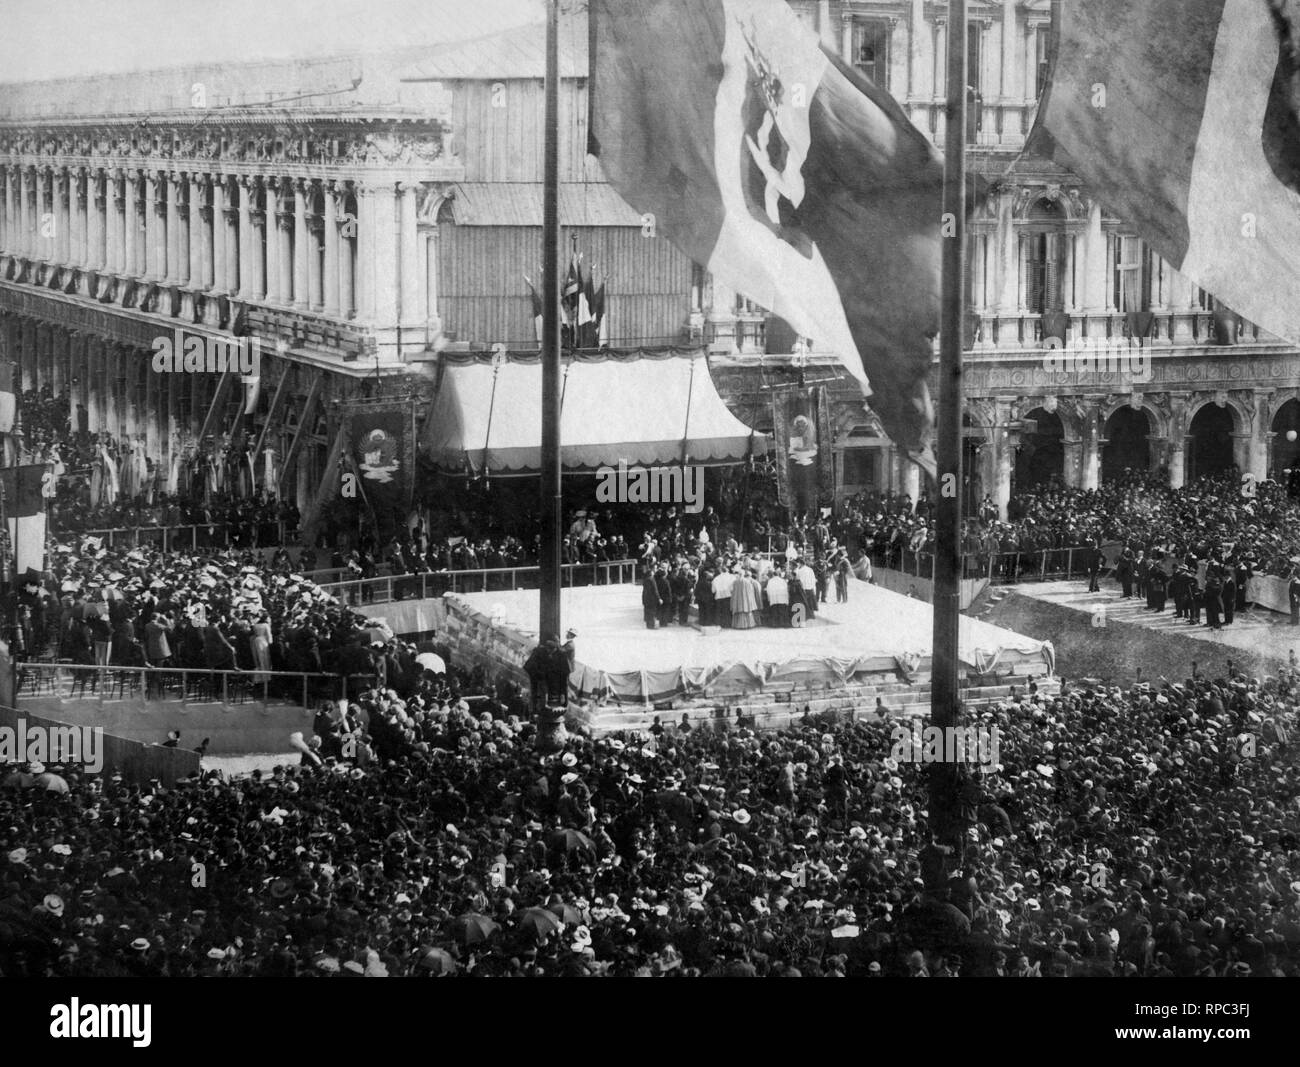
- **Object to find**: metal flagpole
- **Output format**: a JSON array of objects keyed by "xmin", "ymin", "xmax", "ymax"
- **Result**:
[
  {"xmin": 928, "ymin": 0, "xmax": 969, "ymax": 853},
  {"xmin": 536, "ymin": 0, "xmax": 565, "ymax": 747}
]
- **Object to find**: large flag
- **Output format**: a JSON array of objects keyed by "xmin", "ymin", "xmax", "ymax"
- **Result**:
[
  {"xmin": 590, "ymin": 0, "xmax": 943, "ymax": 463},
  {"xmin": 0, "ymin": 464, "xmax": 49, "ymax": 579},
  {"xmin": 1028, "ymin": 0, "xmax": 1300, "ymax": 344}
]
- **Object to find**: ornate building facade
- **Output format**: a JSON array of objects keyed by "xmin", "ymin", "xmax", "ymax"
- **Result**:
[{"xmin": 2, "ymin": 3, "xmax": 1298, "ymax": 531}]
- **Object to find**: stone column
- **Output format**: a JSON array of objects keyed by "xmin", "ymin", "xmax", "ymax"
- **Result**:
[
  {"xmin": 1001, "ymin": 0, "xmax": 1022, "ymax": 138},
  {"xmin": 188, "ymin": 174, "xmax": 204, "ymax": 287},
  {"xmin": 899, "ymin": 453, "xmax": 921, "ymax": 505},
  {"xmin": 1169, "ymin": 268, "xmax": 1195, "ymax": 343},
  {"xmin": 251, "ymin": 179, "xmax": 266, "ymax": 300},
  {"xmin": 818, "ymin": 0, "xmax": 834, "ymax": 48},
  {"xmin": 277, "ymin": 192, "xmax": 293, "ymax": 305},
  {"xmin": 75, "ymin": 169, "xmax": 89, "ymax": 266},
  {"xmin": 293, "ymin": 178, "xmax": 310, "ymax": 309},
  {"xmin": 86, "ymin": 170, "xmax": 103, "ymax": 270},
  {"xmin": 354, "ymin": 186, "xmax": 373, "ymax": 320},
  {"xmin": 123, "ymin": 171, "xmax": 138, "ymax": 276},
  {"xmin": 49, "ymin": 171, "xmax": 63, "ymax": 264},
  {"xmin": 213, "ymin": 179, "xmax": 231, "ymax": 293},
  {"xmin": 144, "ymin": 171, "xmax": 161, "ymax": 280},
  {"xmin": 264, "ymin": 178, "xmax": 283, "ymax": 304},
  {"xmin": 399, "ymin": 181, "xmax": 421, "ymax": 326},
  {"xmin": 197, "ymin": 177, "xmax": 214, "ymax": 289},
  {"xmin": 237, "ymin": 175, "xmax": 254, "ymax": 299},
  {"xmin": 323, "ymin": 182, "xmax": 340, "ymax": 315},
  {"xmin": 166, "ymin": 172, "xmax": 183, "ymax": 283},
  {"xmin": 340, "ymin": 190, "xmax": 356, "ymax": 318},
  {"xmin": 841, "ymin": 13, "xmax": 854, "ymax": 64},
  {"xmin": 308, "ymin": 198, "xmax": 323, "ymax": 310},
  {"xmin": 2, "ymin": 167, "xmax": 14, "ymax": 254},
  {"xmin": 104, "ymin": 171, "xmax": 120, "ymax": 273}
]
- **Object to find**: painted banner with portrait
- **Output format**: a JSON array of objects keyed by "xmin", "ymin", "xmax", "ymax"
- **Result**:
[
  {"xmin": 341, "ymin": 399, "xmax": 415, "ymax": 534},
  {"xmin": 772, "ymin": 387, "xmax": 834, "ymax": 517}
]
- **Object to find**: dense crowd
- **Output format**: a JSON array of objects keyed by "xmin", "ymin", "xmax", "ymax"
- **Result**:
[
  {"xmin": 13, "ymin": 535, "xmax": 396, "ymax": 689},
  {"xmin": 828, "ymin": 470, "xmax": 1300, "ymax": 586},
  {"xmin": 4, "ymin": 659, "xmax": 1300, "ymax": 977}
]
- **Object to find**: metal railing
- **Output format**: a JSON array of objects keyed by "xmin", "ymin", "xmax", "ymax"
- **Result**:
[
  {"xmin": 869, "ymin": 546, "xmax": 1096, "ymax": 586},
  {"xmin": 14, "ymin": 661, "xmax": 362, "ymax": 708},
  {"xmin": 49, "ymin": 522, "xmax": 291, "ymax": 552},
  {"xmin": 317, "ymin": 559, "xmax": 639, "ymax": 605}
]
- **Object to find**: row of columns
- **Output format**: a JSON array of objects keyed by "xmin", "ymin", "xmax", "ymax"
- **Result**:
[
  {"xmin": 0, "ymin": 312, "xmax": 332, "ymax": 512},
  {"xmin": 1, "ymin": 163, "xmax": 428, "ymax": 328}
]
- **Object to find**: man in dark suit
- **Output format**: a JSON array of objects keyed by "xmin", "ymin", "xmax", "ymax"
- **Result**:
[
  {"xmin": 1116, "ymin": 548, "xmax": 1134, "ymax": 599},
  {"xmin": 642, "ymin": 570, "xmax": 663, "ymax": 629},
  {"xmin": 1086, "ymin": 540, "xmax": 1104, "ymax": 593},
  {"xmin": 1221, "ymin": 559, "xmax": 1237, "ymax": 626},
  {"xmin": 1289, "ymin": 568, "xmax": 1300, "ymax": 626},
  {"xmin": 655, "ymin": 564, "xmax": 674, "ymax": 628}
]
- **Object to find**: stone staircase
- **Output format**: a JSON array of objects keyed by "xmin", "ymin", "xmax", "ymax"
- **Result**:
[{"xmin": 587, "ymin": 670, "xmax": 1058, "ymax": 736}]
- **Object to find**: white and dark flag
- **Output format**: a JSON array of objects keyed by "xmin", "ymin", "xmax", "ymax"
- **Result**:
[
  {"xmin": 589, "ymin": 0, "xmax": 944, "ymax": 463},
  {"xmin": 1028, "ymin": 0, "xmax": 1300, "ymax": 344}
]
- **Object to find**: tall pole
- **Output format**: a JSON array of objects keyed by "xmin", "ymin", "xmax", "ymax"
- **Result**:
[
  {"xmin": 539, "ymin": 0, "xmax": 563, "ymax": 645},
  {"xmin": 928, "ymin": 0, "xmax": 968, "ymax": 851}
]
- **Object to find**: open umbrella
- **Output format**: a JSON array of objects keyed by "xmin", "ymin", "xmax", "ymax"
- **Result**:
[
  {"xmin": 415, "ymin": 652, "xmax": 446, "ymax": 674},
  {"xmin": 517, "ymin": 906, "xmax": 563, "ymax": 938},
  {"xmin": 548, "ymin": 829, "xmax": 596, "ymax": 854},
  {"xmin": 103, "ymin": 588, "xmax": 127, "ymax": 603},
  {"xmin": 74, "ymin": 601, "xmax": 108, "ymax": 620},
  {"xmin": 415, "ymin": 947, "xmax": 458, "ymax": 976},
  {"xmin": 549, "ymin": 901, "xmax": 590, "ymax": 926},
  {"xmin": 450, "ymin": 913, "xmax": 498, "ymax": 946}
]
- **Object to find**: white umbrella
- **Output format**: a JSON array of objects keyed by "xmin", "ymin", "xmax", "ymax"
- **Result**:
[{"xmin": 415, "ymin": 652, "xmax": 446, "ymax": 674}]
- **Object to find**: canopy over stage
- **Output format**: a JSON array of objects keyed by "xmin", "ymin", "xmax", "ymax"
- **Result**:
[
  {"xmin": 439, "ymin": 578, "xmax": 1054, "ymax": 705},
  {"xmin": 421, "ymin": 348, "xmax": 767, "ymax": 474}
]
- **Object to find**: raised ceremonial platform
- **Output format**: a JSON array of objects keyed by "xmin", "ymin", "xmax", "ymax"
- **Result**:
[{"xmin": 440, "ymin": 577, "xmax": 1056, "ymax": 733}]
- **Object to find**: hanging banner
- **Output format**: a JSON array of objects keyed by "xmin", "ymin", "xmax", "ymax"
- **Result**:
[
  {"xmin": 341, "ymin": 399, "xmax": 415, "ymax": 527},
  {"xmin": 772, "ymin": 387, "xmax": 834, "ymax": 516}
]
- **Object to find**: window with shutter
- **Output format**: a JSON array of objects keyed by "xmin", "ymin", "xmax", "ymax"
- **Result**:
[
  {"xmin": 1114, "ymin": 235, "xmax": 1146, "ymax": 312},
  {"xmin": 854, "ymin": 20, "xmax": 891, "ymax": 91}
]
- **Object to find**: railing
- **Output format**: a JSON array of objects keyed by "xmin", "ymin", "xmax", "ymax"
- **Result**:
[
  {"xmin": 14, "ymin": 661, "xmax": 362, "ymax": 708},
  {"xmin": 870, "ymin": 546, "xmax": 1094, "ymax": 587},
  {"xmin": 317, "ymin": 559, "xmax": 639, "ymax": 605},
  {"xmin": 50, "ymin": 521, "xmax": 291, "ymax": 551}
]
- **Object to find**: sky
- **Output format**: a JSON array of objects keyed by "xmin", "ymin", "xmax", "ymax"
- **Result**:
[{"xmin": 0, "ymin": 0, "xmax": 546, "ymax": 82}]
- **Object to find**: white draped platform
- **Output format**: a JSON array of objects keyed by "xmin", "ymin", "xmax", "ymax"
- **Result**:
[{"xmin": 438, "ymin": 578, "xmax": 1054, "ymax": 703}]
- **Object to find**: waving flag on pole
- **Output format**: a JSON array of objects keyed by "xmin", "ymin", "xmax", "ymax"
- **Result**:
[
  {"xmin": 1027, "ymin": 0, "xmax": 1300, "ymax": 344},
  {"xmin": 590, "ymin": 0, "xmax": 943, "ymax": 464}
]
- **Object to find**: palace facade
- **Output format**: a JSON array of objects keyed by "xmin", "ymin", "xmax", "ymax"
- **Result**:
[{"xmin": 1, "ymin": 1, "xmax": 1297, "ymax": 533}]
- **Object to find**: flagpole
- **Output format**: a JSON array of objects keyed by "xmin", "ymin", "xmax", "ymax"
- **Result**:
[
  {"xmin": 929, "ymin": 0, "xmax": 969, "ymax": 853},
  {"xmin": 539, "ymin": 0, "xmax": 564, "ymax": 646}
]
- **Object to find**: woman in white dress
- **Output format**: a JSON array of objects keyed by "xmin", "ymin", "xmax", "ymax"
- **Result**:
[{"xmin": 251, "ymin": 612, "xmax": 273, "ymax": 684}]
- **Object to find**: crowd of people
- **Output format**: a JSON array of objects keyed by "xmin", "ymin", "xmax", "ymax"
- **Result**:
[
  {"xmin": 4, "ymin": 658, "xmax": 1300, "ymax": 977},
  {"xmin": 12, "ymin": 534, "xmax": 403, "ymax": 694}
]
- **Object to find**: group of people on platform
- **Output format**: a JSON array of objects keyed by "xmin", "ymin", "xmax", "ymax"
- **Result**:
[{"xmin": 639, "ymin": 538, "xmax": 858, "ymax": 630}]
